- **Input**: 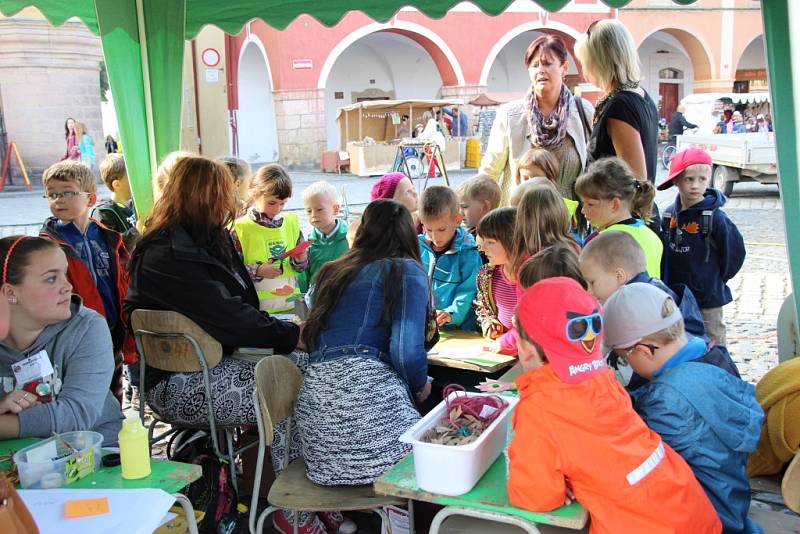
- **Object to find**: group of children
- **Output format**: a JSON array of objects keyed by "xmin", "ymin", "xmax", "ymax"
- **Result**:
[{"xmin": 35, "ymin": 141, "xmax": 759, "ymax": 532}]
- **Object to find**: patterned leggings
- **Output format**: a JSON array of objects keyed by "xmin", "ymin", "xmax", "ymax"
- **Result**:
[{"xmin": 147, "ymin": 351, "xmax": 308, "ymax": 478}]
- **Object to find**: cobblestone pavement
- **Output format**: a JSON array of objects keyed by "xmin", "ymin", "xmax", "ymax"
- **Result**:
[{"xmin": 1, "ymin": 172, "xmax": 789, "ymax": 383}]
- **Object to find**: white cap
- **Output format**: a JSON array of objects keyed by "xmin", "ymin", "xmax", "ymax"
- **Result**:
[{"xmin": 603, "ymin": 283, "xmax": 683, "ymax": 349}]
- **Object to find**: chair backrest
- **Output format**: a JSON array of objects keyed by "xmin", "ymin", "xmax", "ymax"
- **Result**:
[
  {"xmin": 254, "ymin": 356, "xmax": 303, "ymax": 445},
  {"xmin": 130, "ymin": 309, "xmax": 223, "ymax": 372}
]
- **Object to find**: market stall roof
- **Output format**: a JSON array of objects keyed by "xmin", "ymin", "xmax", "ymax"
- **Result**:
[
  {"xmin": 469, "ymin": 94, "xmax": 503, "ymax": 107},
  {"xmin": 682, "ymin": 92, "xmax": 771, "ymax": 105},
  {"xmin": 335, "ymin": 99, "xmax": 462, "ymax": 118}
]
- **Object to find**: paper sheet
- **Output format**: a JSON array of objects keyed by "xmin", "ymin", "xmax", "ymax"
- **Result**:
[{"xmin": 19, "ymin": 488, "xmax": 176, "ymax": 534}]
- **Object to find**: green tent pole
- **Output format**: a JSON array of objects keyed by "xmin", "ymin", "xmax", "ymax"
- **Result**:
[
  {"xmin": 762, "ymin": 0, "xmax": 800, "ymax": 342},
  {"xmin": 95, "ymin": 0, "xmax": 185, "ymax": 218}
]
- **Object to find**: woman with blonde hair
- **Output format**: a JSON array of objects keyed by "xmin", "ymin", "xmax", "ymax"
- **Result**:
[
  {"xmin": 480, "ymin": 34, "xmax": 594, "ymax": 203},
  {"xmin": 575, "ymin": 19, "xmax": 659, "ymax": 183}
]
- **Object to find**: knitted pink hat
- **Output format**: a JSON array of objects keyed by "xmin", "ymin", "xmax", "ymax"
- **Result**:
[{"xmin": 370, "ymin": 172, "xmax": 407, "ymax": 201}]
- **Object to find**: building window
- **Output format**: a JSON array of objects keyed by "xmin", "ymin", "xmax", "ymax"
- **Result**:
[{"xmin": 659, "ymin": 68, "xmax": 683, "ymax": 80}]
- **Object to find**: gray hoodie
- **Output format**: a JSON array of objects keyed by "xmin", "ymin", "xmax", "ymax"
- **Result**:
[{"xmin": 0, "ymin": 296, "xmax": 123, "ymax": 445}]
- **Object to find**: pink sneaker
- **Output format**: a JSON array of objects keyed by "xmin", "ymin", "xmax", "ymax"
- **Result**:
[
  {"xmin": 273, "ymin": 510, "xmax": 328, "ymax": 534},
  {"xmin": 319, "ymin": 511, "xmax": 357, "ymax": 534}
]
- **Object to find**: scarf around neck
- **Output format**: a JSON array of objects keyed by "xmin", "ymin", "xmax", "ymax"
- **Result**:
[{"xmin": 526, "ymin": 83, "xmax": 572, "ymax": 148}]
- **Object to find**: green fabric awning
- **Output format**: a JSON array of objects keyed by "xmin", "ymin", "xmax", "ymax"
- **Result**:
[{"xmin": 2, "ymin": 0, "xmax": 800, "ymax": 341}]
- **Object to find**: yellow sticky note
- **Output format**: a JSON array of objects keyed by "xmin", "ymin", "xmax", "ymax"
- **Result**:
[{"xmin": 64, "ymin": 497, "xmax": 109, "ymax": 518}]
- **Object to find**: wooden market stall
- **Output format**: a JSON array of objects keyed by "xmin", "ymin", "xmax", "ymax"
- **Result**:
[{"xmin": 336, "ymin": 99, "xmax": 463, "ymax": 176}]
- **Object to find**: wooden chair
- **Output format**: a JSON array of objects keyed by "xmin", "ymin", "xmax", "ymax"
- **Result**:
[
  {"xmin": 131, "ymin": 309, "xmax": 256, "ymax": 496},
  {"xmin": 250, "ymin": 355, "xmax": 405, "ymax": 534}
]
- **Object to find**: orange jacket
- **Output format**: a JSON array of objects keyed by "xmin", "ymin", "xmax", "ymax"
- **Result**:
[{"xmin": 508, "ymin": 365, "xmax": 721, "ymax": 534}]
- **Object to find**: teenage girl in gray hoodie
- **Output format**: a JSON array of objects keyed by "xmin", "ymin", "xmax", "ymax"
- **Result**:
[{"xmin": 0, "ymin": 236, "xmax": 123, "ymax": 445}]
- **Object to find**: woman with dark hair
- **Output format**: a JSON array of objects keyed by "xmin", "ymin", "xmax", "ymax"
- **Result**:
[
  {"xmin": 0, "ymin": 236, "xmax": 123, "ymax": 444},
  {"xmin": 61, "ymin": 118, "xmax": 80, "ymax": 161},
  {"xmin": 480, "ymin": 34, "xmax": 594, "ymax": 203},
  {"xmin": 296, "ymin": 199, "xmax": 431, "ymax": 486}
]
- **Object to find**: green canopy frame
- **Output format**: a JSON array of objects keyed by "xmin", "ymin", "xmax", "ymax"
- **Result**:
[{"xmin": 2, "ymin": 0, "xmax": 799, "ymax": 338}]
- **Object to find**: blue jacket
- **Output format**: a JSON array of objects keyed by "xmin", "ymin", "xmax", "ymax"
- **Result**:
[
  {"xmin": 442, "ymin": 108, "xmax": 469, "ymax": 136},
  {"xmin": 632, "ymin": 339, "xmax": 764, "ymax": 534},
  {"xmin": 419, "ymin": 226, "xmax": 481, "ymax": 330},
  {"xmin": 309, "ymin": 258, "xmax": 429, "ymax": 394},
  {"xmin": 663, "ymin": 189, "xmax": 745, "ymax": 309}
]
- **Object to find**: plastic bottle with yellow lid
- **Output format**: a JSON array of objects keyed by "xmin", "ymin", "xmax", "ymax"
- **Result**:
[{"xmin": 119, "ymin": 416, "xmax": 151, "ymax": 479}]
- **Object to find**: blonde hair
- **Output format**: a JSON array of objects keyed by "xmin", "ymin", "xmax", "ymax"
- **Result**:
[
  {"xmin": 75, "ymin": 121, "xmax": 89, "ymax": 138},
  {"xmin": 644, "ymin": 297, "xmax": 685, "ymax": 345},
  {"xmin": 155, "ymin": 151, "xmax": 194, "ymax": 195},
  {"xmin": 509, "ymin": 178, "xmax": 555, "ymax": 208},
  {"xmin": 42, "ymin": 160, "xmax": 97, "ymax": 195},
  {"xmin": 99, "ymin": 153, "xmax": 127, "ymax": 190},
  {"xmin": 302, "ymin": 181, "xmax": 339, "ymax": 205},
  {"xmin": 510, "ymin": 185, "xmax": 574, "ymax": 279},
  {"xmin": 575, "ymin": 19, "xmax": 641, "ymax": 92},
  {"xmin": 580, "ymin": 230, "xmax": 646, "ymax": 275},
  {"xmin": 575, "ymin": 158, "xmax": 655, "ymax": 221},
  {"xmin": 516, "ymin": 148, "xmax": 560, "ymax": 186},
  {"xmin": 457, "ymin": 175, "xmax": 501, "ymax": 209}
]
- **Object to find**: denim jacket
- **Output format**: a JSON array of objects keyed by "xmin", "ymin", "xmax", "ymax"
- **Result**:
[{"xmin": 309, "ymin": 258, "xmax": 429, "ymax": 393}]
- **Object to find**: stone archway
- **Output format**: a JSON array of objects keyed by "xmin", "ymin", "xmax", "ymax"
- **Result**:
[
  {"xmin": 638, "ymin": 26, "xmax": 715, "ymax": 93},
  {"xmin": 734, "ymin": 35, "xmax": 767, "ymax": 92},
  {"xmin": 237, "ymin": 38, "xmax": 280, "ymax": 164},
  {"xmin": 319, "ymin": 25, "xmax": 464, "ymax": 149}
]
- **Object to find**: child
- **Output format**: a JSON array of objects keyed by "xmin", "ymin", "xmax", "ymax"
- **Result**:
[
  {"xmin": 516, "ymin": 148, "xmax": 580, "ymax": 224},
  {"xmin": 92, "ymin": 153, "xmax": 139, "ymax": 251},
  {"xmin": 217, "ymin": 156, "xmax": 252, "ymax": 217},
  {"xmin": 657, "ymin": 148, "xmax": 746, "ymax": 347},
  {"xmin": 508, "ymin": 276, "xmax": 721, "ymax": 533},
  {"xmin": 40, "ymin": 160, "xmax": 132, "ymax": 405},
  {"xmin": 371, "ymin": 171, "xmax": 419, "ymax": 228},
  {"xmin": 580, "ymin": 230, "xmax": 707, "ymax": 339},
  {"xmin": 474, "ymin": 207, "xmax": 519, "ymax": 354},
  {"xmin": 518, "ymin": 243, "xmax": 586, "ymax": 290},
  {"xmin": 298, "ymin": 181, "xmax": 349, "ymax": 293},
  {"xmin": 508, "ymin": 178, "xmax": 551, "ymax": 208},
  {"xmin": 231, "ymin": 164, "xmax": 308, "ymax": 314},
  {"xmin": 603, "ymin": 283, "xmax": 763, "ymax": 534},
  {"xmin": 154, "ymin": 150, "xmax": 193, "ymax": 200},
  {"xmin": 516, "ymin": 147, "xmax": 559, "ymax": 186},
  {"xmin": 456, "ymin": 175, "xmax": 501, "ymax": 237},
  {"xmin": 575, "ymin": 157, "xmax": 663, "ymax": 277},
  {"xmin": 418, "ymin": 186, "xmax": 481, "ymax": 330},
  {"xmin": 509, "ymin": 185, "xmax": 577, "ymax": 281}
]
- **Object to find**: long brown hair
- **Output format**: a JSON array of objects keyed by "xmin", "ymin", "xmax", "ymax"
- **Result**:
[
  {"xmin": 510, "ymin": 185, "xmax": 574, "ymax": 280},
  {"xmin": 302, "ymin": 200, "xmax": 421, "ymax": 351},
  {"xmin": 139, "ymin": 156, "xmax": 238, "ymax": 264},
  {"xmin": 575, "ymin": 157, "xmax": 655, "ymax": 221}
]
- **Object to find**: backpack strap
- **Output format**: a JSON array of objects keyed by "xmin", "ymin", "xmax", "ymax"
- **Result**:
[{"xmin": 700, "ymin": 210, "xmax": 715, "ymax": 262}]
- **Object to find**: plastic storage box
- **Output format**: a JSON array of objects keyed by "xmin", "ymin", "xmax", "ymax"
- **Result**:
[
  {"xmin": 399, "ymin": 392, "xmax": 518, "ymax": 496},
  {"xmin": 14, "ymin": 431, "xmax": 103, "ymax": 489}
]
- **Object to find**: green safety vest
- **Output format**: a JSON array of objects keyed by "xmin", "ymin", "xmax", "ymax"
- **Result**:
[
  {"xmin": 603, "ymin": 221, "xmax": 663, "ymax": 278},
  {"xmin": 232, "ymin": 213, "xmax": 301, "ymax": 313}
]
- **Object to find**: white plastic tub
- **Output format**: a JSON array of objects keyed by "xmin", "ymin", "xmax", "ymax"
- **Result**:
[
  {"xmin": 14, "ymin": 431, "xmax": 103, "ymax": 489},
  {"xmin": 399, "ymin": 392, "xmax": 518, "ymax": 496}
]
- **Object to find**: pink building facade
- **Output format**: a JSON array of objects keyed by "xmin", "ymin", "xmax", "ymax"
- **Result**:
[{"xmin": 225, "ymin": 0, "xmax": 766, "ymax": 168}]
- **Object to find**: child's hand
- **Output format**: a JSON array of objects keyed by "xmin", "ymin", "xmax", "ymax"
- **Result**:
[
  {"xmin": 0, "ymin": 390, "xmax": 38, "ymax": 415},
  {"xmin": 435, "ymin": 310, "xmax": 451, "ymax": 326},
  {"xmin": 487, "ymin": 319, "xmax": 505, "ymax": 340},
  {"xmin": 293, "ymin": 250, "xmax": 308, "ymax": 263},
  {"xmin": 256, "ymin": 262, "xmax": 283, "ymax": 279}
]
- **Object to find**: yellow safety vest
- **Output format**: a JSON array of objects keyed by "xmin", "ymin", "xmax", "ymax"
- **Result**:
[
  {"xmin": 232, "ymin": 213, "xmax": 301, "ymax": 313},
  {"xmin": 603, "ymin": 221, "xmax": 663, "ymax": 278}
]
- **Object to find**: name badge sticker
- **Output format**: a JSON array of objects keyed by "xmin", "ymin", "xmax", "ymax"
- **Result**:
[{"xmin": 12, "ymin": 350, "xmax": 54, "ymax": 386}]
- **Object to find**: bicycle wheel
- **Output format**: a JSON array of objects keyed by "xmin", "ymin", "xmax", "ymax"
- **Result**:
[{"xmin": 661, "ymin": 145, "xmax": 677, "ymax": 170}]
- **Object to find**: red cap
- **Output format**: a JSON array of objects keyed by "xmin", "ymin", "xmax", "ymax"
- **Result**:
[
  {"xmin": 370, "ymin": 172, "xmax": 407, "ymax": 201},
  {"xmin": 517, "ymin": 277, "xmax": 607, "ymax": 384},
  {"xmin": 657, "ymin": 147, "xmax": 713, "ymax": 190}
]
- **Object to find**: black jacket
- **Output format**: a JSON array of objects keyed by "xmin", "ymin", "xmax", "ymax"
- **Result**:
[
  {"xmin": 125, "ymin": 223, "xmax": 300, "ymax": 389},
  {"xmin": 668, "ymin": 111, "xmax": 698, "ymax": 138}
]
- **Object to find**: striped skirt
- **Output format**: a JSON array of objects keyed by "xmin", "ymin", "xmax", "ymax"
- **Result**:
[{"xmin": 295, "ymin": 356, "xmax": 420, "ymax": 486}]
